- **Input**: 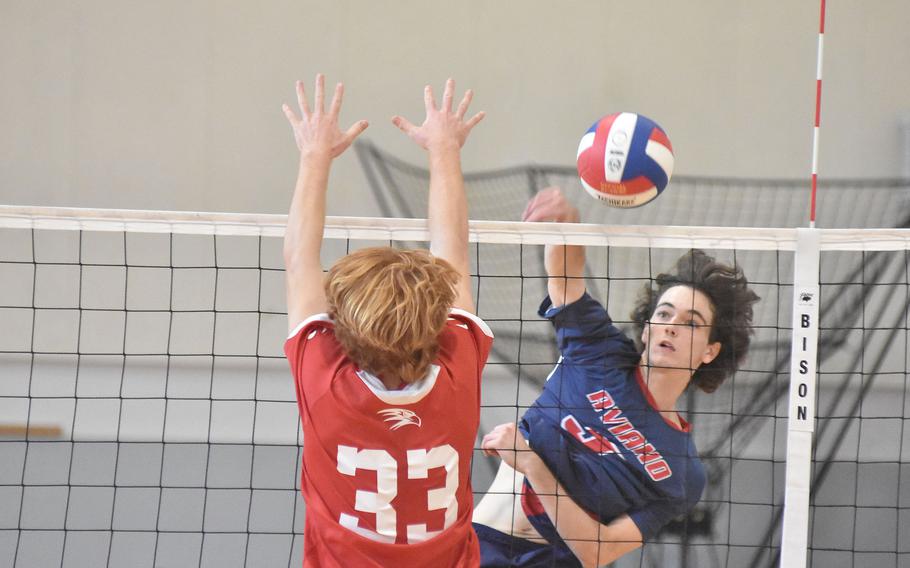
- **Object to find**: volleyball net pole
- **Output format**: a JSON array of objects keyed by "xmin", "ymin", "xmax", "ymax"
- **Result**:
[
  {"xmin": 780, "ymin": 2, "xmax": 827, "ymax": 566},
  {"xmin": 780, "ymin": 230, "xmax": 821, "ymax": 568}
]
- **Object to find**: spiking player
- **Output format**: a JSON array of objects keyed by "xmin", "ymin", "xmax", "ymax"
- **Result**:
[
  {"xmin": 473, "ymin": 187, "xmax": 760, "ymax": 567},
  {"xmin": 282, "ymin": 76, "xmax": 490, "ymax": 567}
]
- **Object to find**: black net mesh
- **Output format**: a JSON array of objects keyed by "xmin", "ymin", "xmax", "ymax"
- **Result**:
[{"xmin": 2, "ymin": 144, "xmax": 910, "ymax": 566}]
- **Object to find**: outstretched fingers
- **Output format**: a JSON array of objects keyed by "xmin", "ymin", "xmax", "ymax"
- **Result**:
[
  {"xmin": 455, "ymin": 89, "xmax": 473, "ymax": 119},
  {"xmin": 396, "ymin": 80, "xmax": 484, "ymax": 150},
  {"xmin": 313, "ymin": 73, "xmax": 325, "ymax": 115},
  {"xmin": 391, "ymin": 115, "xmax": 416, "ymax": 135},
  {"xmin": 294, "ymin": 80, "xmax": 310, "ymax": 119},
  {"xmin": 342, "ymin": 119, "xmax": 369, "ymax": 146},
  {"xmin": 442, "ymin": 78, "xmax": 455, "ymax": 112},
  {"xmin": 328, "ymin": 82, "xmax": 344, "ymax": 119},
  {"xmin": 424, "ymin": 84, "xmax": 438, "ymax": 112},
  {"xmin": 282, "ymin": 103, "xmax": 300, "ymax": 126},
  {"xmin": 465, "ymin": 110, "xmax": 486, "ymax": 131}
]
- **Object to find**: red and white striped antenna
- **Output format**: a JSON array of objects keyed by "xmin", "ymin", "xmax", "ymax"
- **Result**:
[{"xmin": 809, "ymin": 0, "xmax": 827, "ymax": 228}]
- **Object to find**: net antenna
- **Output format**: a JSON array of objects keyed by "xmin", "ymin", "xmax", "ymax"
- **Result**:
[
  {"xmin": 809, "ymin": 0, "xmax": 827, "ymax": 229},
  {"xmin": 781, "ymin": 3, "xmax": 827, "ymax": 566}
]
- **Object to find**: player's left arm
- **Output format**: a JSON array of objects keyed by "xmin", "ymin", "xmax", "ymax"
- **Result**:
[
  {"xmin": 392, "ymin": 79, "xmax": 485, "ymax": 313},
  {"xmin": 523, "ymin": 187, "xmax": 586, "ymax": 307},
  {"xmin": 482, "ymin": 422, "xmax": 643, "ymax": 567},
  {"xmin": 282, "ymin": 75, "xmax": 368, "ymax": 333}
]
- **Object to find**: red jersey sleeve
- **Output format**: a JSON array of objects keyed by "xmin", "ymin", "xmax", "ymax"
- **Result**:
[
  {"xmin": 440, "ymin": 308, "xmax": 494, "ymax": 379},
  {"xmin": 284, "ymin": 314, "xmax": 341, "ymax": 416}
]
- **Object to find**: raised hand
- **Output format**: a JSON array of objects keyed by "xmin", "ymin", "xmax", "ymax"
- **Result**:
[
  {"xmin": 522, "ymin": 187, "xmax": 580, "ymax": 223},
  {"xmin": 525, "ymin": 187, "xmax": 586, "ymax": 306},
  {"xmin": 282, "ymin": 74, "xmax": 369, "ymax": 159},
  {"xmin": 392, "ymin": 78, "xmax": 485, "ymax": 152}
]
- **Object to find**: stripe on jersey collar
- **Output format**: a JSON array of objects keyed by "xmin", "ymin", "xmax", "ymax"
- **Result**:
[{"xmin": 288, "ymin": 310, "xmax": 492, "ymax": 341}]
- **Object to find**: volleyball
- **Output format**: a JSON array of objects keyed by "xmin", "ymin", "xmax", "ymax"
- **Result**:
[{"xmin": 576, "ymin": 112, "xmax": 674, "ymax": 208}]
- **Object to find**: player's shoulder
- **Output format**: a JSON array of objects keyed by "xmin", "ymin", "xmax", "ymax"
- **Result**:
[
  {"xmin": 440, "ymin": 309, "xmax": 494, "ymax": 361},
  {"xmin": 446, "ymin": 308, "xmax": 494, "ymax": 338},
  {"xmin": 287, "ymin": 313, "xmax": 334, "ymax": 342},
  {"xmin": 284, "ymin": 314, "xmax": 342, "ymax": 365}
]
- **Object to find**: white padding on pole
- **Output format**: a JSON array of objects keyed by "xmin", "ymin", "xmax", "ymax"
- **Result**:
[
  {"xmin": 780, "ymin": 228, "xmax": 821, "ymax": 568},
  {"xmin": 781, "ymin": 430, "xmax": 813, "ymax": 567}
]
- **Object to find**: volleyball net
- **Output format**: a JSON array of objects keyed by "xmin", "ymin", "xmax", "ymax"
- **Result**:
[{"xmin": 1, "ymin": 205, "xmax": 910, "ymax": 568}]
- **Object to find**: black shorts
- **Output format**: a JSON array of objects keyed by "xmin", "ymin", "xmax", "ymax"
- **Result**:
[{"xmin": 473, "ymin": 523, "xmax": 582, "ymax": 568}]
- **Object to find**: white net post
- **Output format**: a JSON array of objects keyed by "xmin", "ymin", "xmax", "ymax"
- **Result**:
[{"xmin": 780, "ymin": 229, "xmax": 821, "ymax": 567}]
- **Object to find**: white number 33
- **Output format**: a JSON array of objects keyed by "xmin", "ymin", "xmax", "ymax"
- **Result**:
[{"xmin": 336, "ymin": 444, "xmax": 459, "ymax": 543}]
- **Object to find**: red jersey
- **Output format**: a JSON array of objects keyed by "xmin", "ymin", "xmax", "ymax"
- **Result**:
[{"xmin": 285, "ymin": 309, "xmax": 494, "ymax": 568}]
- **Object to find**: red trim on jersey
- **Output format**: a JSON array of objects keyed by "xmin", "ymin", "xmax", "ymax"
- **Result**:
[
  {"xmin": 520, "ymin": 482, "xmax": 547, "ymax": 517},
  {"xmin": 634, "ymin": 367, "xmax": 691, "ymax": 433},
  {"xmin": 522, "ymin": 483, "xmax": 598, "ymax": 522}
]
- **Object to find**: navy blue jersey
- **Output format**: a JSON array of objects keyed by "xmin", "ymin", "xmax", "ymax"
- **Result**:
[{"xmin": 519, "ymin": 293, "xmax": 706, "ymax": 541}]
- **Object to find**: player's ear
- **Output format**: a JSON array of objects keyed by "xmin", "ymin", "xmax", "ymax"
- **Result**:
[
  {"xmin": 641, "ymin": 322, "xmax": 650, "ymax": 347},
  {"xmin": 701, "ymin": 341, "xmax": 721, "ymax": 365}
]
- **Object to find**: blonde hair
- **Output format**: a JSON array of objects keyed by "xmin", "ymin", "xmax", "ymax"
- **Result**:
[{"xmin": 325, "ymin": 247, "xmax": 460, "ymax": 384}]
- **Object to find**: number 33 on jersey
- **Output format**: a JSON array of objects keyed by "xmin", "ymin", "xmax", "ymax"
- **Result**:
[{"xmin": 337, "ymin": 443, "xmax": 458, "ymax": 543}]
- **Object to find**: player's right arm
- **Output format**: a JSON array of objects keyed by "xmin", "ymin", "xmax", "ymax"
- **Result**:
[
  {"xmin": 392, "ymin": 79, "xmax": 485, "ymax": 313},
  {"xmin": 282, "ymin": 75, "xmax": 368, "ymax": 333},
  {"xmin": 523, "ymin": 187, "xmax": 586, "ymax": 307},
  {"xmin": 482, "ymin": 422, "xmax": 643, "ymax": 567}
]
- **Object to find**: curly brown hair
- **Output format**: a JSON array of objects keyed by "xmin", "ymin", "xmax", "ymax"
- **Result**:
[
  {"xmin": 631, "ymin": 250, "xmax": 760, "ymax": 393},
  {"xmin": 325, "ymin": 247, "xmax": 459, "ymax": 385}
]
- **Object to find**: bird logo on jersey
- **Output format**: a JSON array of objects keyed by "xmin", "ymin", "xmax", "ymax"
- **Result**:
[{"xmin": 377, "ymin": 408, "xmax": 422, "ymax": 431}]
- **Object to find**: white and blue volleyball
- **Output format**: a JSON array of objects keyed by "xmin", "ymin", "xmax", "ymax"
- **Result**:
[{"xmin": 576, "ymin": 112, "xmax": 674, "ymax": 208}]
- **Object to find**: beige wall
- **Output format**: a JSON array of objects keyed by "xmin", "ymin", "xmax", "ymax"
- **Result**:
[{"xmin": 1, "ymin": 0, "xmax": 908, "ymax": 216}]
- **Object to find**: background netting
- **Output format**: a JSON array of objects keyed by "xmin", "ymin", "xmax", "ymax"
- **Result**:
[
  {"xmin": 355, "ymin": 140, "xmax": 910, "ymax": 229},
  {"xmin": 1, "ymin": 227, "xmax": 302, "ymax": 567},
  {"xmin": 1, "ymin": 146, "xmax": 910, "ymax": 567}
]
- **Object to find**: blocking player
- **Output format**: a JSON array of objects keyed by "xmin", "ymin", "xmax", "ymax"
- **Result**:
[
  {"xmin": 473, "ymin": 187, "xmax": 760, "ymax": 567},
  {"xmin": 282, "ymin": 76, "xmax": 491, "ymax": 567}
]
